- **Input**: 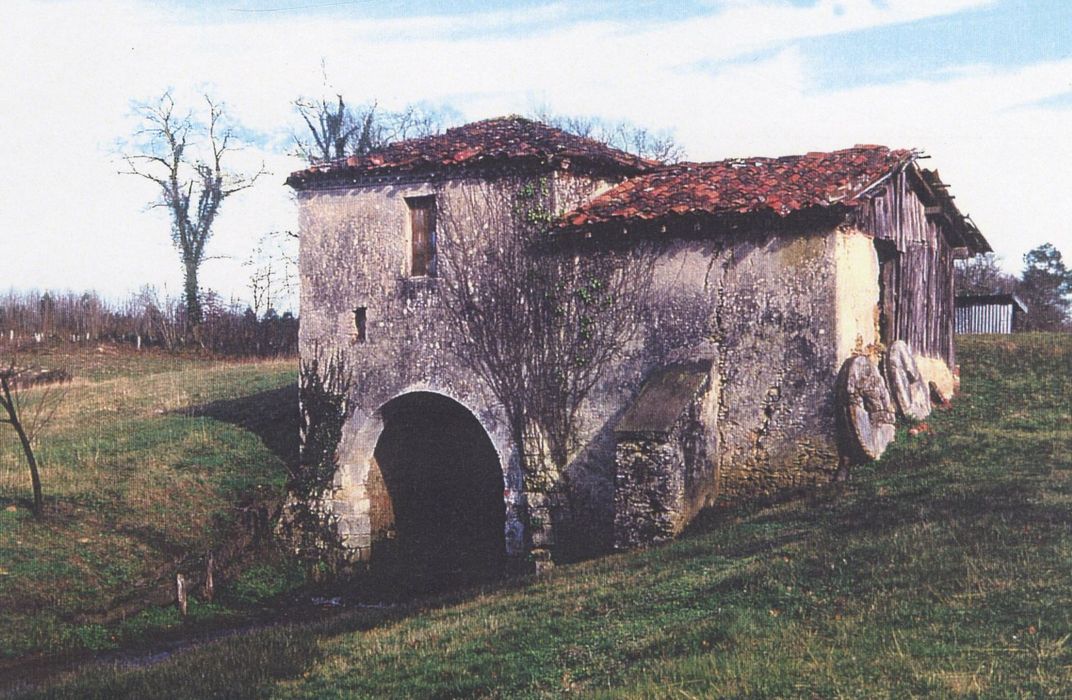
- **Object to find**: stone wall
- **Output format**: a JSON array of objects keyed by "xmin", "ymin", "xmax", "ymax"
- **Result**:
[
  {"xmin": 297, "ymin": 170, "xmax": 619, "ymax": 563},
  {"xmin": 614, "ymin": 434, "xmax": 685, "ymax": 548},
  {"xmin": 640, "ymin": 230, "xmax": 843, "ymax": 504},
  {"xmin": 613, "ymin": 383, "xmax": 713, "ymax": 549},
  {"xmin": 299, "ymin": 169, "xmax": 867, "ymax": 563},
  {"xmin": 547, "ymin": 226, "xmax": 849, "ymax": 552},
  {"xmin": 298, "ymin": 177, "xmax": 520, "ymax": 561}
]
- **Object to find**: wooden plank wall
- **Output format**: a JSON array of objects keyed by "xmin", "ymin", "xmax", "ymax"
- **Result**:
[{"xmin": 860, "ymin": 168, "xmax": 957, "ymax": 367}]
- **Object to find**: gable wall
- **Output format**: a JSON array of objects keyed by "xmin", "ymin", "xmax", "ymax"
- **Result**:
[
  {"xmin": 859, "ymin": 168, "xmax": 958, "ymax": 385},
  {"xmin": 297, "ymin": 171, "xmax": 620, "ymax": 561},
  {"xmin": 298, "ymin": 178, "xmax": 514, "ymax": 560},
  {"xmin": 561, "ymin": 226, "xmax": 847, "ymax": 556}
]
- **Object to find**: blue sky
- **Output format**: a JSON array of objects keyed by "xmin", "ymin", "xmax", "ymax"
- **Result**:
[
  {"xmin": 1, "ymin": 0, "xmax": 1070, "ymax": 307},
  {"xmin": 805, "ymin": 0, "xmax": 1071, "ymax": 88}
]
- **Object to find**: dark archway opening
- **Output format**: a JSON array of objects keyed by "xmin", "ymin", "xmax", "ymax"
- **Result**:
[{"xmin": 371, "ymin": 392, "xmax": 506, "ymax": 590}]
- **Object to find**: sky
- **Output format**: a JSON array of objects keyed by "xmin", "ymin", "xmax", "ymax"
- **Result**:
[{"xmin": 1, "ymin": 0, "xmax": 1070, "ymax": 312}]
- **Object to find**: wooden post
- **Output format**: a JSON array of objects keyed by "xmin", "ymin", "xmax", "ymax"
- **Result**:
[
  {"xmin": 204, "ymin": 553, "xmax": 215, "ymax": 602},
  {"xmin": 176, "ymin": 573, "xmax": 188, "ymax": 617}
]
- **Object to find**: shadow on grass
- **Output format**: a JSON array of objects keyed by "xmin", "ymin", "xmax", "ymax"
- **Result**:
[
  {"xmin": 0, "ymin": 495, "xmax": 35, "ymax": 514},
  {"xmin": 19, "ymin": 458, "xmax": 1070, "ymax": 699},
  {"xmin": 16, "ymin": 570, "xmax": 541, "ymax": 700},
  {"xmin": 180, "ymin": 384, "xmax": 299, "ymax": 470}
]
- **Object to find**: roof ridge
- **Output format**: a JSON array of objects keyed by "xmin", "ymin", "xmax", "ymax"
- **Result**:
[
  {"xmin": 557, "ymin": 144, "xmax": 927, "ymax": 231},
  {"xmin": 640, "ymin": 145, "xmax": 909, "ymax": 175},
  {"xmin": 287, "ymin": 115, "xmax": 658, "ymax": 188}
]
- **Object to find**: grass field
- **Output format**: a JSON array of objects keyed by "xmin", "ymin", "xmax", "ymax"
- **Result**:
[
  {"xmin": 5, "ymin": 334, "xmax": 1072, "ymax": 698},
  {"xmin": 0, "ymin": 346, "xmax": 298, "ymax": 661}
]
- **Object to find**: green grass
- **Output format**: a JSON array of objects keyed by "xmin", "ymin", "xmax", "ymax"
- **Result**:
[
  {"xmin": 0, "ymin": 346, "xmax": 298, "ymax": 660},
  {"xmin": 10, "ymin": 334, "xmax": 1072, "ymax": 698}
]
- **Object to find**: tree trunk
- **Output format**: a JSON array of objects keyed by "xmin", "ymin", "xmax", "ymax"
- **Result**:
[
  {"xmin": 183, "ymin": 259, "xmax": 202, "ymax": 328},
  {"xmin": 0, "ymin": 376, "xmax": 44, "ymax": 518},
  {"xmin": 11, "ymin": 416, "xmax": 43, "ymax": 518}
]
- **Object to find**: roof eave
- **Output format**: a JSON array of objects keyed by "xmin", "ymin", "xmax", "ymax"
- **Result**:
[
  {"xmin": 913, "ymin": 165, "xmax": 991, "ymax": 255},
  {"xmin": 554, "ymin": 203, "xmax": 853, "ymax": 240},
  {"xmin": 286, "ymin": 154, "xmax": 650, "ymax": 191}
]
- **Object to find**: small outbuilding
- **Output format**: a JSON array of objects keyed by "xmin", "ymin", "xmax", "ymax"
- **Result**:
[{"xmin": 955, "ymin": 294, "xmax": 1028, "ymax": 334}]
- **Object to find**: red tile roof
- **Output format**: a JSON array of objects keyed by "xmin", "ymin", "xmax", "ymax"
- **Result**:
[
  {"xmin": 286, "ymin": 116, "xmax": 658, "ymax": 188},
  {"xmin": 557, "ymin": 146, "xmax": 916, "ymax": 231}
]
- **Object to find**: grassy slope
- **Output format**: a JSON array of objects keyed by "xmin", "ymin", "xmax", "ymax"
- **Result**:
[
  {"xmin": 0, "ymin": 347, "xmax": 296, "ymax": 659},
  {"xmin": 16, "ymin": 334, "xmax": 1072, "ymax": 699}
]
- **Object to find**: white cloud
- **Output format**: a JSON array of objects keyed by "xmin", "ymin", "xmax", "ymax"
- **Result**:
[{"xmin": 0, "ymin": 0, "xmax": 1063, "ymax": 307}]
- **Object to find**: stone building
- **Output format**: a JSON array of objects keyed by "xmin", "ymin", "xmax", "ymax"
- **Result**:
[{"xmin": 286, "ymin": 117, "xmax": 989, "ymax": 573}]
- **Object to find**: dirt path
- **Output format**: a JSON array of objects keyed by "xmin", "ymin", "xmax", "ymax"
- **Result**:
[
  {"xmin": 0, "ymin": 568, "xmax": 509, "ymax": 698},
  {"xmin": 0, "ymin": 601, "xmax": 376, "ymax": 698}
]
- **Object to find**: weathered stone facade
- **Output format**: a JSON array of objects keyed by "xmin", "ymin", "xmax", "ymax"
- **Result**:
[
  {"xmin": 612, "ymin": 362, "xmax": 715, "ymax": 548},
  {"xmin": 289, "ymin": 118, "xmax": 987, "ymax": 569},
  {"xmin": 297, "ymin": 188, "xmax": 874, "ymax": 562},
  {"xmin": 296, "ymin": 170, "xmax": 626, "ymax": 562},
  {"xmin": 298, "ymin": 178, "xmax": 526, "ymax": 560}
]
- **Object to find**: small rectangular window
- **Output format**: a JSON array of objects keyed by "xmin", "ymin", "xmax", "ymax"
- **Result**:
[
  {"xmin": 407, "ymin": 195, "xmax": 436, "ymax": 277},
  {"xmin": 353, "ymin": 307, "xmax": 367, "ymax": 343}
]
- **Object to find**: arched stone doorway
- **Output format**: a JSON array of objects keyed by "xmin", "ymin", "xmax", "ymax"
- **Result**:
[{"xmin": 367, "ymin": 392, "xmax": 506, "ymax": 587}]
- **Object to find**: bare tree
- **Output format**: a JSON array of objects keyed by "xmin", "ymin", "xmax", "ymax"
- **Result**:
[
  {"xmin": 0, "ymin": 361, "xmax": 69, "ymax": 518},
  {"xmin": 292, "ymin": 96, "xmax": 455, "ymax": 164},
  {"xmin": 293, "ymin": 94, "xmax": 380, "ymax": 163},
  {"xmin": 292, "ymin": 62, "xmax": 454, "ymax": 165},
  {"xmin": 132, "ymin": 285, "xmax": 184, "ymax": 351},
  {"xmin": 955, "ymin": 252, "xmax": 1017, "ymax": 296},
  {"xmin": 530, "ymin": 106, "xmax": 686, "ymax": 163},
  {"xmin": 379, "ymin": 102, "xmax": 456, "ymax": 143},
  {"xmin": 436, "ymin": 176, "xmax": 655, "ymax": 561},
  {"xmin": 244, "ymin": 230, "xmax": 298, "ymax": 319},
  {"xmin": 122, "ymin": 91, "xmax": 266, "ymax": 331}
]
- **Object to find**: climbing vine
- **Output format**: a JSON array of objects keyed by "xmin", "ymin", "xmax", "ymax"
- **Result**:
[
  {"xmin": 436, "ymin": 174, "xmax": 656, "ymax": 562},
  {"xmin": 281, "ymin": 346, "xmax": 354, "ymax": 577}
]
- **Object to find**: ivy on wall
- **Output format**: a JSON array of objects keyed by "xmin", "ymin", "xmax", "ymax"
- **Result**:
[{"xmin": 281, "ymin": 346, "xmax": 355, "ymax": 578}]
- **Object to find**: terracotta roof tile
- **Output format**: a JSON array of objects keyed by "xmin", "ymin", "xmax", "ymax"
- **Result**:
[
  {"xmin": 557, "ymin": 146, "xmax": 916, "ymax": 231},
  {"xmin": 286, "ymin": 116, "xmax": 658, "ymax": 188}
]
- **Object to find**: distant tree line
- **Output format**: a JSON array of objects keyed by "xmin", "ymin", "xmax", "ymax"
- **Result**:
[
  {"xmin": 0, "ymin": 288, "xmax": 296, "ymax": 357},
  {"xmin": 956, "ymin": 243, "xmax": 1072, "ymax": 332}
]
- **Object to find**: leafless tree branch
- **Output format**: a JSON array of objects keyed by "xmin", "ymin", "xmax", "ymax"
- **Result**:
[
  {"xmin": 437, "ymin": 176, "xmax": 655, "ymax": 476},
  {"xmin": 120, "ymin": 90, "xmax": 267, "ymax": 331},
  {"xmin": 529, "ymin": 106, "xmax": 687, "ymax": 163}
]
